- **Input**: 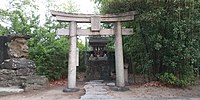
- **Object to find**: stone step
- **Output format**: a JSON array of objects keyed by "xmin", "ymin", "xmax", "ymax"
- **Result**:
[
  {"xmin": 0, "ymin": 86, "xmax": 24, "ymax": 96},
  {"xmin": 85, "ymin": 91, "xmax": 108, "ymax": 95},
  {"xmin": 81, "ymin": 80, "xmax": 114, "ymax": 100},
  {"xmin": 81, "ymin": 95, "xmax": 114, "ymax": 99}
]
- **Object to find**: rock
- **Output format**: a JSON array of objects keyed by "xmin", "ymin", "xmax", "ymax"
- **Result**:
[
  {"xmin": 24, "ymin": 84, "xmax": 46, "ymax": 91},
  {"xmin": 22, "ymin": 75, "xmax": 49, "ymax": 91},
  {"xmin": 0, "ymin": 35, "xmax": 49, "ymax": 95},
  {"xmin": 0, "ymin": 86, "xmax": 24, "ymax": 96},
  {"xmin": 16, "ymin": 68, "xmax": 36, "ymax": 76},
  {"xmin": 106, "ymin": 82, "xmax": 115, "ymax": 86},
  {"xmin": 0, "ymin": 58, "xmax": 49, "ymax": 92},
  {"xmin": 8, "ymin": 38, "xmax": 29, "ymax": 58},
  {"xmin": 26, "ymin": 75, "xmax": 49, "ymax": 85},
  {"xmin": 0, "ymin": 69, "xmax": 16, "ymax": 75},
  {"xmin": 1, "ymin": 58, "xmax": 36, "ymax": 69},
  {"xmin": 81, "ymin": 80, "xmax": 114, "ymax": 100}
]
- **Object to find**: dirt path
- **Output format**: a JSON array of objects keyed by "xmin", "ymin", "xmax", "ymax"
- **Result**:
[
  {"xmin": 1, "ymin": 80, "xmax": 200, "ymax": 100},
  {"xmin": 109, "ymin": 85, "xmax": 200, "ymax": 99},
  {"xmin": 109, "ymin": 80, "xmax": 200, "ymax": 99},
  {"xmin": 0, "ymin": 84, "xmax": 85, "ymax": 100}
]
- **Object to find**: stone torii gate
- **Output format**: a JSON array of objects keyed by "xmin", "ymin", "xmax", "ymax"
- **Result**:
[{"xmin": 51, "ymin": 11, "xmax": 136, "ymax": 92}]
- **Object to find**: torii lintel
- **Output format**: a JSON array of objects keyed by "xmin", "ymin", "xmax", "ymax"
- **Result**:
[{"xmin": 51, "ymin": 10, "xmax": 136, "ymax": 23}]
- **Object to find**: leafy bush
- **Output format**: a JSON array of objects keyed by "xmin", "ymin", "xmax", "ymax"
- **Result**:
[
  {"xmin": 159, "ymin": 72, "xmax": 195, "ymax": 87},
  {"xmin": 159, "ymin": 73, "xmax": 177, "ymax": 85}
]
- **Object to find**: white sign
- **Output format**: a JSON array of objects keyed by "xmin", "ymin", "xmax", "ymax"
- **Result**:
[{"xmin": 76, "ymin": 48, "xmax": 79, "ymax": 66}]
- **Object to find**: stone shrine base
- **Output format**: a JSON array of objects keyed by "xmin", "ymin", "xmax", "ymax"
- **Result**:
[
  {"xmin": 63, "ymin": 88, "xmax": 80, "ymax": 92},
  {"xmin": 86, "ymin": 61, "xmax": 110, "ymax": 81}
]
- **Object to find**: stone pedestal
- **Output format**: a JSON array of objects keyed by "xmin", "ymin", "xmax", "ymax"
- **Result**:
[{"xmin": 86, "ymin": 61, "xmax": 110, "ymax": 81}]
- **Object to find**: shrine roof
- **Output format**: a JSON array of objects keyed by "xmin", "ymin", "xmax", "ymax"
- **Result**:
[{"xmin": 89, "ymin": 37, "xmax": 108, "ymax": 43}]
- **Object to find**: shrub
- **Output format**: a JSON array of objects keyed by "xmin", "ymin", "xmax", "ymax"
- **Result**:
[{"xmin": 159, "ymin": 72, "xmax": 195, "ymax": 87}]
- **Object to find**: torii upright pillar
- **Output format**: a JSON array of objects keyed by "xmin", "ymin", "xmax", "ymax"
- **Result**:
[
  {"xmin": 115, "ymin": 21, "xmax": 125, "ymax": 87},
  {"xmin": 63, "ymin": 21, "xmax": 79, "ymax": 92}
]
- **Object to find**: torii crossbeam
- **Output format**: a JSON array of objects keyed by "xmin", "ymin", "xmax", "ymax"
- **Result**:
[{"xmin": 51, "ymin": 10, "xmax": 136, "ymax": 92}]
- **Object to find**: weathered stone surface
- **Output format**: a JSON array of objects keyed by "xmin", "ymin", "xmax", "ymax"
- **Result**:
[
  {"xmin": 16, "ymin": 68, "xmax": 35, "ymax": 76},
  {"xmin": 106, "ymin": 82, "xmax": 116, "ymax": 86},
  {"xmin": 0, "ymin": 58, "xmax": 48, "ymax": 92},
  {"xmin": 0, "ymin": 35, "xmax": 48, "ymax": 95},
  {"xmin": 81, "ymin": 80, "xmax": 114, "ymax": 100},
  {"xmin": 0, "ymin": 86, "xmax": 24, "ymax": 96},
  {"xmin": 17, "ymin": 75, "xmax": 49, "ymax": 91},
  {"xmin": 1, "ymin": 58, "xmax": 36, "ymax": 69},
  {"xmin": 0, "ymin": 78, "xmax": 23, "ymax": 87},
  {"xmin": 86, "ymin": 61, "xmax": 110, "ymax": 81},
  {"xmin": 26, "ymin": 75, "xmax": 49, "ymax": 85},
  {"xmin": 8, "ymin": 38, "xmax": 29, "ymax": 58},
  {"xmin": 0, "ymin": 69, "xmax": 16, "ymax": 75},
  {"xmin": 110, "ymin": 86, "xmax": 129, "ymax": 91},
  {"xmin": 63, "ymin": 88, "xmax": 80, "ymax": 92}
]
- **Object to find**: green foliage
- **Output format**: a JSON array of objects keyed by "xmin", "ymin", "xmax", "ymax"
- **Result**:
[
  {"xmin": 77, "ymin": 39, "xmax": 86, "ymax": 72},
  {"xmin": 0, "ymin": 0, "xmax": 84, "ymax": 81},
  {"xmin": 159, "ymin": 73, "xmax": 177, "ymax": 85},
  {"xmin": 95, "ymin": 0, "xmax": 200, "ymax": 86},
  {"xmin": 28, "ymin": 26, "xmax": 69, "ymax": 80},
  {"xmin": 159, "ymin": 72, "xmax": 195, "ymax": 87}
]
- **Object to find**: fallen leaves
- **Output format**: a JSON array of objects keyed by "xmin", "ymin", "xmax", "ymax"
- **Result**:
[
  {"xmin": 49, "ymin": 79, "xmax": 67, "ymax": 86},
  {"xmin": 143, "ymin": 81, "xmax": 163, "ymax": 87}
]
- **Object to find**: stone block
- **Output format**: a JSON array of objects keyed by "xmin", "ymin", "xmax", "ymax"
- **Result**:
[
  {"xmin": 16, "ymin": 68, "xmax": 35, "ymax": 76},
  {"xmin": 0, "ymin": 86, "xmax": 24, "ymax": 96},
  {"xmin": 81, "ymin": 95, "xmax": 114, "ymax": 99},
  {"xmin": 24, "ymin": 84, "xmax": 47, "ymax": 91},
  {"xmin": 0, "ymin": 78, "xmax": 24, "ymax": 87},
  {"xmin": 86, "ymin": 61, "xmax": 110, "ymax": 80},
  {"xmin": 91, "ymin": 15, "xmax": 101, "ymax": 32},
  {"xmin": 106, "ymin": 82, "xmax": 115, "ymax": 86},
  {"xmin": 26, "ymin": 75, "xmax": 49, "ymax": 86},
  {"xmin": 1, "ymin": 58, "xmax": 36, "ymax": 69},
  {"xmin": 0, "ymin": 69, "xmax": 16, "ymax": 75}
]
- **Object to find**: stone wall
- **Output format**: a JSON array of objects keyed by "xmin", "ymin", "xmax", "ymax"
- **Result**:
[{"xmin": 0, "ymin": 58, "xmax": 49, "ymax": 91}]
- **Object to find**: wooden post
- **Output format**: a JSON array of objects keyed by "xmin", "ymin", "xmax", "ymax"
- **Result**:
[
  {"xmin": 114, "ymin": 21, "xmax": 125, "ymax": 87},
  {"xmin": 63, "ymin": 21, "xmax": 79, "ymax": 92},
  {"xmin": 124, "ymin": 63, "xmax": 129, "ymax": 83}
]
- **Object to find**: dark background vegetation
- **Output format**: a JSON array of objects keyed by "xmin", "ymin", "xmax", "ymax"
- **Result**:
[{"xmin": 94, "ymin": 0, "xmax": 200, "ymax": 87}]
